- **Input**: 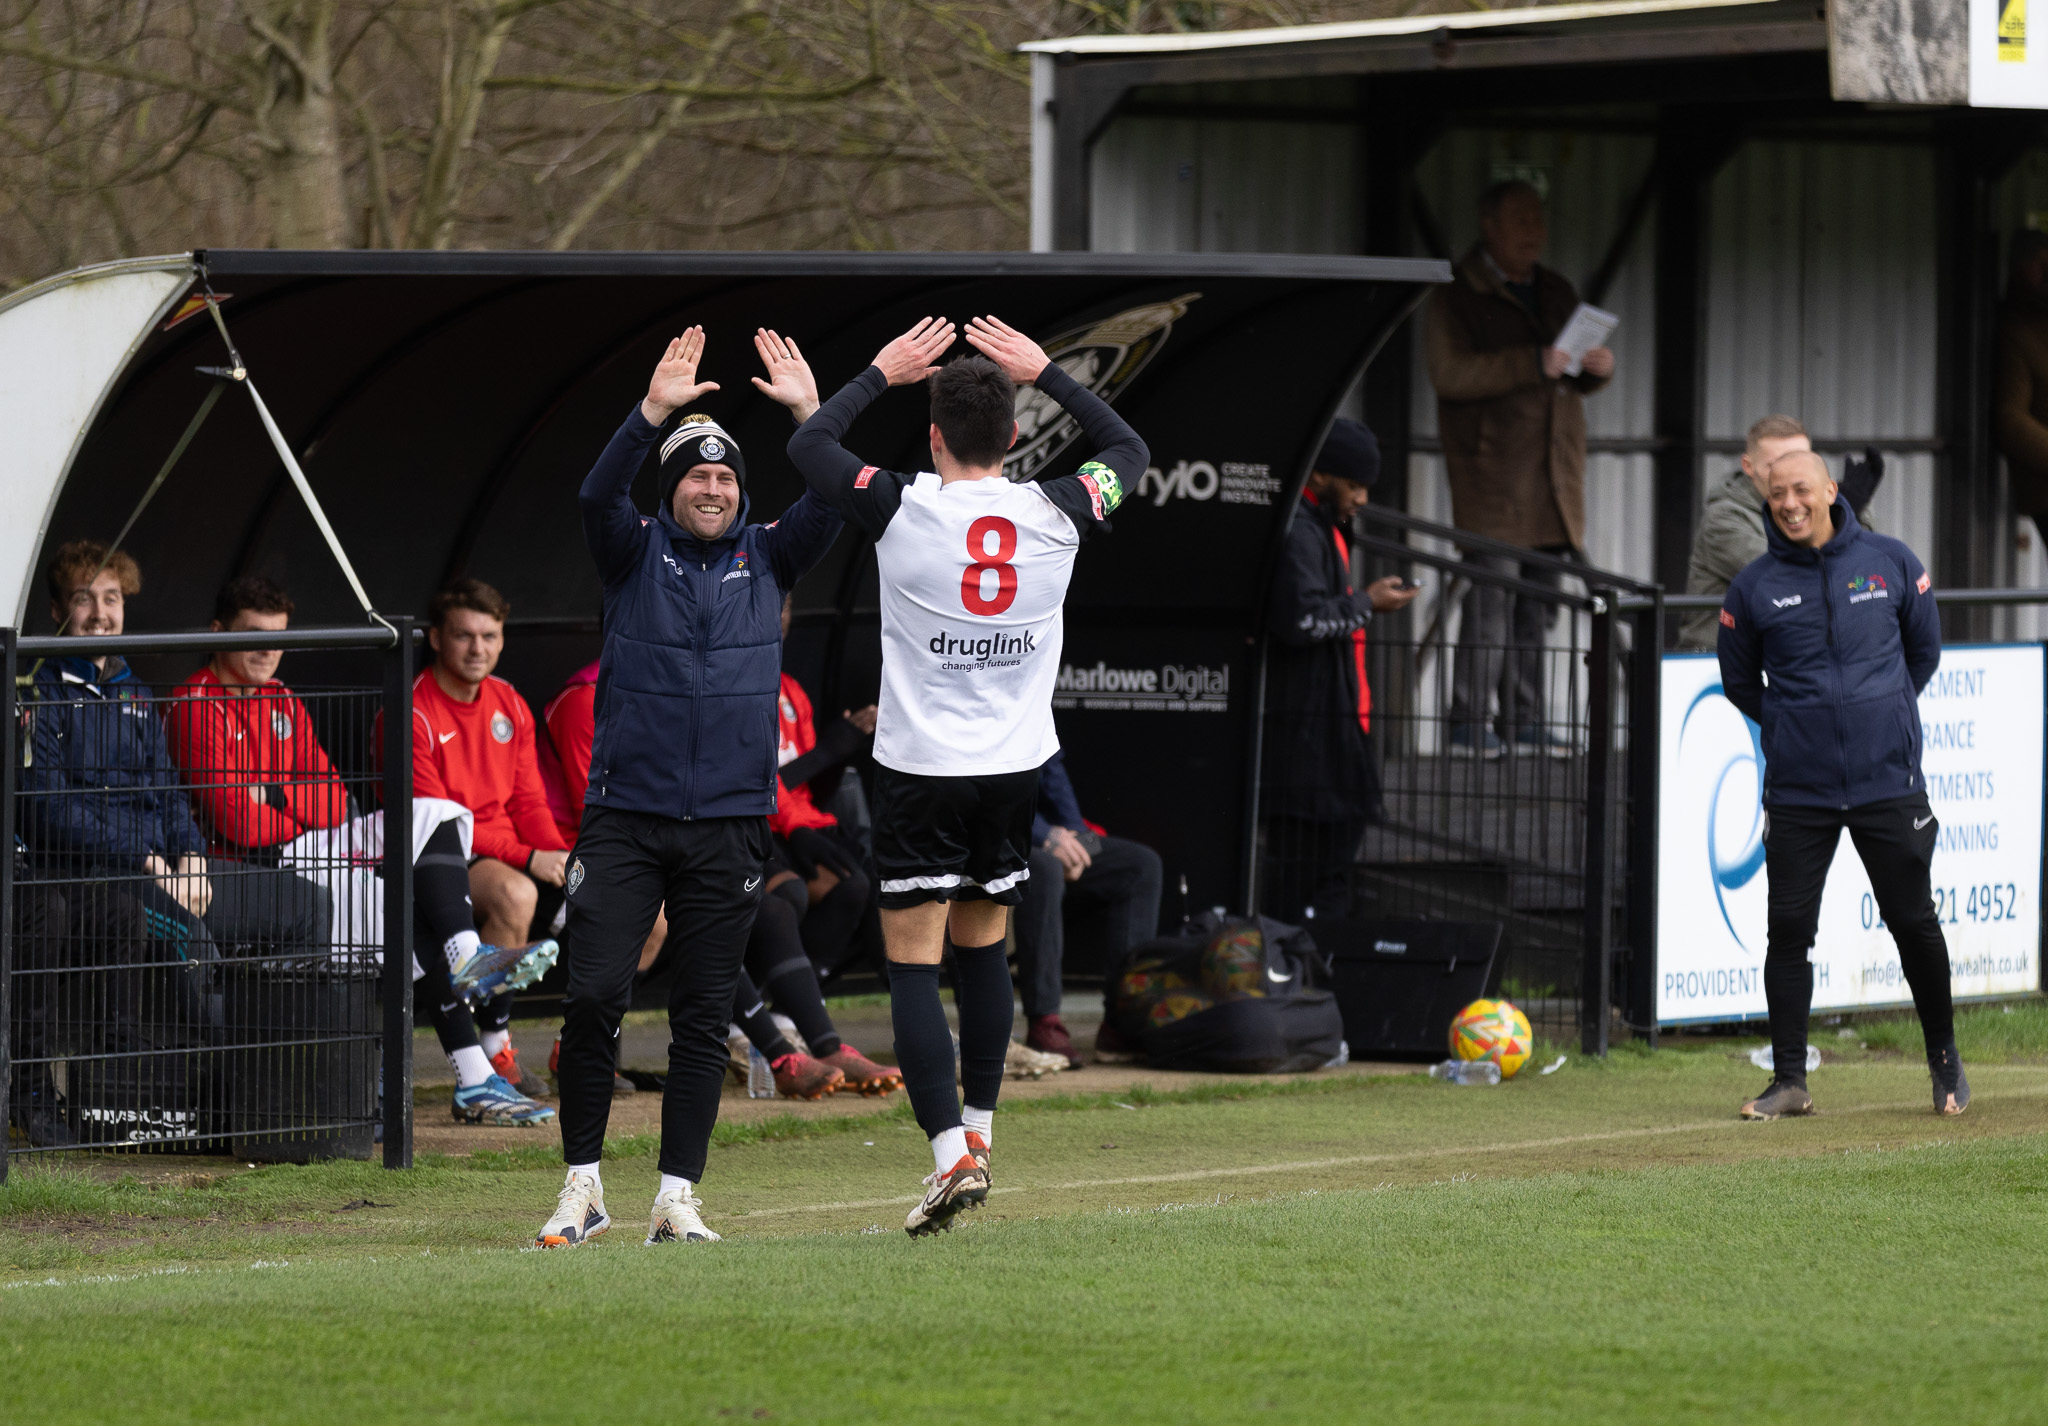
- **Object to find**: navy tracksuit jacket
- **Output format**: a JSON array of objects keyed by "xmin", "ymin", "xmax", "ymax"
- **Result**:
[
  {"xmin": 578, "ymin": 406, "xmax": 842, "ymax": 822},
  {"xmin": 1716, "ymin": 499, "xmax": 1941, "ymax": 811}
]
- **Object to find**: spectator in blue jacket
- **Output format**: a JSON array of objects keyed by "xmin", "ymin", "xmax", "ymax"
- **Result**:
[
  {"xmin": 22, "ymin": 542, "xmax": 331, "ymax": 989},
  {"xmin": 1717, "ymin": 450, "xmax": 1963, "ymax": 1121},
  {"xmin": 1012, "ymin": 751, "xmax": 1163, "ymax": 1067},
  {"xmin": 541, "ymin": 326, "xmax": 843, "ymax": 1251}
]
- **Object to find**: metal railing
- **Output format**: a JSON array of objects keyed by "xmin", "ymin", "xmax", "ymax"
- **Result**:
[
  {"xmin": 1256, "ymin": 506, "xmax": 1658, "ymax": 1054},
  {"xmin": 2, "ymin": 621, "xmax": 417, "ymax": 1176}
]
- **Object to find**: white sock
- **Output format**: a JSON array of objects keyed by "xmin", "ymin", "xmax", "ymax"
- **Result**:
[
  {"xmin": 480, "ymin": 1029, "xmax": 510, "ymax": 1059},
  {"xmin": 444, "ymin": 929, "xmax": 481, "ymax": 971},
  {"xmin": 451, "ymin": 1045, "xmax": 494, "ymax": 1087},
  {"xmin": 961, "ymin": 1106, "xmax": 994, "ymax": 1146},
  {"xmin": 567, "ymin": 1162, "xmax": 602, "ymax": 1193},
  {"xmin": 657, "ymin": 1173, "xmax": 693, "ymax": 1200},
  {"xmin": 930, "ymin": 1125, "xmax": 969, "ymax": 1174}
]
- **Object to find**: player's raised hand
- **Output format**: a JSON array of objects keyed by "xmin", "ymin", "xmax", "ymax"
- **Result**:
[
  {"xmin": 643, "ymin": 326, "xmax": 720, "ymax": 425},
  {"xmin": 872, "ymin": 317, "xmax": 955, "ymax": 386},
  {"xmin": 751, "ymin": 328, "xmax": 821, "ymax": 422},
  {"xmin": 964, "ymin": 315, "xmax": 1051, "ymax": 386}
]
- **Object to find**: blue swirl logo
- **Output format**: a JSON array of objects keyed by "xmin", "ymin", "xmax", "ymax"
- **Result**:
[{"xmin": 1681, "ymin": 682, "xmax": 1765, "ymax": 951}]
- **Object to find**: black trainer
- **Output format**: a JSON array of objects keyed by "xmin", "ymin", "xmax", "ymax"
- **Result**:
[
  {"xmin": 1928, "ymin": 1039, "xmax": 1971, "ymax": 1116},
  {"xmin": 1739, "ymin": 1079, "xmax": 1814, "ymax": 1120}
]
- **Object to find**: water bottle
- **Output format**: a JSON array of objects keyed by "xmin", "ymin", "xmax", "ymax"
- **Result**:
[
  {"xmin": 746, "ymin": 1044, "xmax": 776, "ymax": 1099},
  {"xmin": 1431, "ymin": 1058, "xmax": 1501, "ymax": 1086}
]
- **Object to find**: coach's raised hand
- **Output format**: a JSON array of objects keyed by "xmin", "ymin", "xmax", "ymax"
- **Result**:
[
  {"xmin": 872, "ymin": 317, "xmax": 956, "ymax": 386},
  {"xmin": 964, "ymin": 315, "xmax": 1052, "ymax": 386},
  {"xmin": 642, "ymin": 325, "xmax": 720, "ymax": 426},
  {"xmin": 751, "ymin": 328, "xmax": 821, "ymax": 423}
]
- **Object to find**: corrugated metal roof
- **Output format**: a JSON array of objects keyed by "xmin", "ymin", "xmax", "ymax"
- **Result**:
[
  {"xmin": 1021, "ymin": 0, "xmax": 1780, "ymax": 55},
  {"xmin": 1089, "ymin": 117, "xmax": 1362, "ymax": 253}
]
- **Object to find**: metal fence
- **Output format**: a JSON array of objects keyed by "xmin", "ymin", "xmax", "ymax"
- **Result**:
[
  {"xmin": 3, "ymin": 622, "xmax": 417, "ymax": 1176},
  {"xmin": 1256, "ymin": 507, "xmax": 1660, "ymax": 1054}
]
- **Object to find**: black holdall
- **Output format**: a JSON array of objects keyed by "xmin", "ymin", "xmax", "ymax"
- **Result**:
[
  {"xmin": 1315, "ymin": 919, "xmax": 1503, "ymax": 1058},
  {"xmin": 1110, "ymin": 912, "xmax": 1344, "ymax": 1074}
]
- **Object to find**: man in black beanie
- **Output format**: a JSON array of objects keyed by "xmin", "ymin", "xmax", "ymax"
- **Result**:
[
  {"xmin": 537, "ymin": 327, "xmax": 844, "ymax": 1250},
  {"xmin": 1261, "ymin": 418, "xmax": 1418, "ymax": 924}
]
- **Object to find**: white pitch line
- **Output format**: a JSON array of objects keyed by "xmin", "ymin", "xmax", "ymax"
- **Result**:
[{"xmin": 728, "ymin": 1082, "xmax": 2048, "ymax": 1220}]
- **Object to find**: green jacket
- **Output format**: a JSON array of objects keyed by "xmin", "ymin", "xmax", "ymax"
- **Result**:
[{"xmin": 1679, "ymin": 470, "xmax": 1766, "ymax": 650}]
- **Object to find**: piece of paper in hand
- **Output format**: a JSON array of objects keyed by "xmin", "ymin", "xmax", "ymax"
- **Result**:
[{"xmin": 1553, "ymin": 302, "xmax": 1618, "ymax": 376}]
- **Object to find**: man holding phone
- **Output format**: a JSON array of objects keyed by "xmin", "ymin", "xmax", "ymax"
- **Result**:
[{"xmin": 1261, "ymin": 419, "xmax": 1418, "ymax": 924}]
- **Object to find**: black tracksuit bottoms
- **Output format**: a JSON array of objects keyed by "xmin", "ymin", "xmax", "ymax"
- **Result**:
[
  {"xmin": 557, "ymin": 807, "xmax": 766, "ymax": 1180},
  {"xmin": 1763, "ymin": 790, "xmax": 1954, "ymax": 1086}
]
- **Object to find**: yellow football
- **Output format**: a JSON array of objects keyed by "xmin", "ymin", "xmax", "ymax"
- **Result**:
[{"xmin": 1448, "ymin": 998, "xmax": 1534, "ymax": 1079}]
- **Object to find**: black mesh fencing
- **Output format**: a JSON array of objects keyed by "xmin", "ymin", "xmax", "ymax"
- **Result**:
[
  {"xmin": 4, "ymin": 624, "xmax": 416, "ymax": 1171},
  {"xmin": 1256, "ymin": 508, "xmax": 1658, "ymax": 1053}
]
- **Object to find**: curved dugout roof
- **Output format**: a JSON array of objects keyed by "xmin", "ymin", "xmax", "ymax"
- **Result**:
[{"xmin": 4, "ymin": 247, "xmax": 1446, "ymax": 910}]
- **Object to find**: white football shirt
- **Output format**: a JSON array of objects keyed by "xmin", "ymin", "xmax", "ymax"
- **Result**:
[{"xmin": 872, "ymin": 472, "xmax": 1080, "ymax": 776}]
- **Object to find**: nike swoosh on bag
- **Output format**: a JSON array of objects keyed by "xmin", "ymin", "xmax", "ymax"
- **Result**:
[
  {"xmin": 1914, "ymin": 815, "xmax": 1934, "ymax": 829},
  {"xmin": 1266, "ymin": 966, "xmax": 1291, "ymax": 983}
]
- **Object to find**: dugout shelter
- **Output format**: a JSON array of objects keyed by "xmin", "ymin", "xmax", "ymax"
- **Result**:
[{"xmin": 0, "ymin": 248, "xmax": 1447, "ymax": 920}]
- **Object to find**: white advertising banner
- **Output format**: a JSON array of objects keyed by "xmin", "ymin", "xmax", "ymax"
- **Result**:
[{"xmin": 1657, "ymin": 645, "xmax": 2044, "ymax": 1025}]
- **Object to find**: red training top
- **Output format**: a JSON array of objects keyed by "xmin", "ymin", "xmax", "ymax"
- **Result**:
[
  {"xmin": 770, "ymin": 672, "xmax": 838, "ymax": 839},
  {"xmin": 538, "ymin": 660, "xmax": 599, "ymax": 847},
  {"xmin": 165, "ymin": 666, "xmax": 349, "ymax": 855},
  {"xmin": 379, "ymin": 670, "xmax": 567, "ymax": 868}
]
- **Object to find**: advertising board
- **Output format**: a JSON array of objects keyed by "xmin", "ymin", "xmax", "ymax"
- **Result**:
[{"xmin": 1656, "ymin": 645, "xmax": 2044, "ymax": 1025}]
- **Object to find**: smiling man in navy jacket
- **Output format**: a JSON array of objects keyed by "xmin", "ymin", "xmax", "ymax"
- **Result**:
[
  {"xmin": 538, "ymin": 327, "xmax": 841, "ymax": 1250},
  {"xmin": 1718, "ymin": 449, "xmax": 1964, "ymax": 1122}
]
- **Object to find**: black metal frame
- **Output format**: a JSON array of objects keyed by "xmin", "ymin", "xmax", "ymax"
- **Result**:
[{"xmin": 1, "ymin": 622, "xmax": 412, "ymax": 1179}]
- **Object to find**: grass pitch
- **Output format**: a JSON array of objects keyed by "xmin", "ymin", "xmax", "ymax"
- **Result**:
[{"xmin": 6, "ymin": 1009, "xmax": 2048, "ymax": 1424}]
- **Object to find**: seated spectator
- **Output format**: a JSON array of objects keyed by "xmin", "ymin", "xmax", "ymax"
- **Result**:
[
  {"xmin": 537, "ymin": 631, "xmax": 899, "ymax": 1098},
  {"xmin": 385, "ymin": 578, "xmax": 566, "ymax": 1098},
  {"xmin": 1013, "ymin": 750, "xmax": 1164, "ymax": 1067},
  {"xmin": 166, "ymin": 575, "xmax": 348, "ymax": 858},
  {"xmin": 22, "ymin": 543, "xmax": 332, "ymax": 993},
  {"xmin": 1680, "ymin": 416, "xmax": 1884, "ymax": 650}
]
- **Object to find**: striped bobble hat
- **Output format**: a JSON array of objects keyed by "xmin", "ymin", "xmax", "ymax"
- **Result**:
[{"xmin": 658, "ymin": 413, "xmax": 746, "ymax": 506}]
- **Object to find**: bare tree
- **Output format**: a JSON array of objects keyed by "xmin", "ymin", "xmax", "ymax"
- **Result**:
[{"xmin": 0, "ymin": 0, "xmax": 1442, "ymax": 284}]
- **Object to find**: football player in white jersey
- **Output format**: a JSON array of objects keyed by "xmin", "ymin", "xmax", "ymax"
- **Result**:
[{"xmin": 783, "ymin": 315, "xmax": 1148, "ymax": 1234}]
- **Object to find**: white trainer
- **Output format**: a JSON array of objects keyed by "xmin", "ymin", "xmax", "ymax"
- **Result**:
[
  {"xmin": 904, "ymin": 1154, "xmax": 989, "ymax": 1236},
  {"xmin": 646, "ymin": 1185, "xmax": 721, "ymax": 1245},
  {"xmin": 536, "ymin": 1170, "xmax": 610, "ymax": 1249}
]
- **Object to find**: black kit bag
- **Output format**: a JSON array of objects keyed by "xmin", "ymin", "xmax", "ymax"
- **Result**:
[{"xmin": 1111, "ymin": 912, "xmax": 1344, "ymax": 1074}]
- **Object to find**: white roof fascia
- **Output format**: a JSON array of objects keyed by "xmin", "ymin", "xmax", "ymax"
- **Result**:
[
  {"xmin": 0, "ymin": 253, "xmax": 197, "ymax": 626},
  {"xmin": 1018, "ymin": 0, "xmax": 1780, "ymax": 56}
]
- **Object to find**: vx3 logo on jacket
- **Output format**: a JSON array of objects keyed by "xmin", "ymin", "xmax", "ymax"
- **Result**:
[{"xmin": 1682, "ymin": 681, "xmax": 1765, "ymax": 953}]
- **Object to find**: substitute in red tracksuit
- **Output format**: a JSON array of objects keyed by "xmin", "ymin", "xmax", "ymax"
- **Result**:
[
  {"xmin": 167, "ymin": 669, "xmax": 347, "ymax": 856},
  {"xmin": 376, "ymin": 580, "xmax": 568, "ymax": 962},
  {"xmin": 539, "ymin": 660, "xmax": 599, "ymax": 849},
  {"xmin": 1259, "ymin": 419, "xmax": 1418, "ymax": 924}
]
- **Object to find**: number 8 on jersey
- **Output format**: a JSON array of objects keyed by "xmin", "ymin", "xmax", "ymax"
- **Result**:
[{"xmin": 962, "ymin": 516, "xmax": 1019, "ymax": 616}]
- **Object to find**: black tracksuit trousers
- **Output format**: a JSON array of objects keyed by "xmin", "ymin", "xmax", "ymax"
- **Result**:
[
  {"xmin": 557, "ymin": 807, "xmax": 766, "ymax": 1180},
  {"xmin": 1763, "ymin": 791, "xmax": 1954, "ymax": 1087}
]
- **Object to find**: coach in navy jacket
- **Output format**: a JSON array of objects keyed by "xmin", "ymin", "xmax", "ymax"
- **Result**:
[
  {"xmin": 1714, "ymin": 449, "xmax": 1964, "ymax": 1123},
  {"xmin": 549, "ymin": 326, "xmax": 842, "ymax": 1239},
  {"xmin": 578, "ymin": 400, "xmax": 839, "ymax": 821},
  {"xmin": 1718, "ymin": 490, "xmax": 1940, "ymax": 810}
]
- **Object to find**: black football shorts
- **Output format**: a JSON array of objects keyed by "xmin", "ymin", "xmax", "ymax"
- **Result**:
[{"xmin": 871, "ymin": 766, "xmax": 1039, "ymax": 908}]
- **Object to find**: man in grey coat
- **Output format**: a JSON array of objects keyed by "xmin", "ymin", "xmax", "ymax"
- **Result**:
[{"xmin": 1678, "ymin": 415, "xmax": 1884, "ymax": 650}]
